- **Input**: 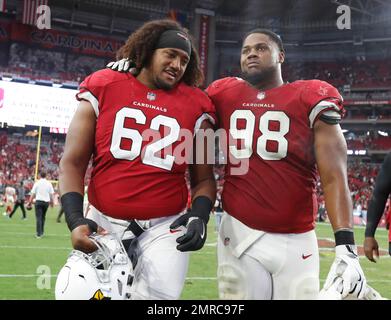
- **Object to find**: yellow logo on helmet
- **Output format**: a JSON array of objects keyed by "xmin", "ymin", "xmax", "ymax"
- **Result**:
[{"xmin": 90, "ymin": 289, "xmax": 111, "ymax": 300}]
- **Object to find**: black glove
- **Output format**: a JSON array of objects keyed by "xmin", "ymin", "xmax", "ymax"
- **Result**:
[{"xmin": 169, "ymin": 196, "xmax": 213, "ymax": 252}]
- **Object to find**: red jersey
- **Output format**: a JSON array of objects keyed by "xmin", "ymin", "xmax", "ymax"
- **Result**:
[
  {"xmin": 76, "ymin": 69, "xmax": 215, "ymax": 220},
  {"xmin": 206, "ymin": 77, "xmax": 344, "ymax": 233}
]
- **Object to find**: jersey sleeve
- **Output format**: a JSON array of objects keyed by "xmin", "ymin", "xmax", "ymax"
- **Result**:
[
  {"xmin": 301, "ymin": 80, "xmax": 345, "ymax": 128},
  {"xmin": 76, "ymin": 73, "xmax": 103, "ymax": 118},
  {"xmin": 193, "ymin": 89, "xmax": 217, "ymax": 134},
  {"xmin": 76, "ymin": 69, "xmax": 124, "ymax": 117}
]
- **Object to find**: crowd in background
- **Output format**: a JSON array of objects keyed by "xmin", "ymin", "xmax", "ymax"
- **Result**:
[
  {"xmin": 220, "ymin": 57, "xmax": 391, "ymax": 90},
  {"xmin": 0, "ymin": 42, "xmax": 390, "ymax": 92}
]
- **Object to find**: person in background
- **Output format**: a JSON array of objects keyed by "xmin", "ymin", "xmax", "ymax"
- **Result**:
[
  {"xmin": 3, "ymin": 184, "xmax": 16, "ymax": 217},
  {"xmin": 364, "ymin": 152, "xmax": 391, "ymax": 260},
  {"xmin": 9, "ymin": 180, "xmax": 27, "ymax": 220},
  {"xmin": 27, "ymin": 172, "xmax": 54, "ymax": 238},
  {"xmin": 213, "ymin": 194, "xmax": 223, "ymax": 232}
]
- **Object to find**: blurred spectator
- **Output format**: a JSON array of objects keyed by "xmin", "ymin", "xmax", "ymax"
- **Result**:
[{"xmin": 9, "ymin": 180, "xmax": 27, "ymax": 220}]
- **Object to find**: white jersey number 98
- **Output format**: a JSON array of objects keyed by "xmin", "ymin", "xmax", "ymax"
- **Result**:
[{"xmin": 229, "ymin": 110, "xmax": 290, "ymax": 160}]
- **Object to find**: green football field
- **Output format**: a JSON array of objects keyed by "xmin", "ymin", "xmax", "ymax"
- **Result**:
[{"xmin": 0, "ymin": 207, "xmax": 390, "ymax": 300}]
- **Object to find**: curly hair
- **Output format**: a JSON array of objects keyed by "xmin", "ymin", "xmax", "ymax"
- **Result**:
[{"xmin": 116, "ymin": 19, "xmax": 204, "ymax": 87}]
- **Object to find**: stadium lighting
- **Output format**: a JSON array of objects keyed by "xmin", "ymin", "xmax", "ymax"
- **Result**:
[
  {"xmin": 341, "ymin": 129, "xmax": 348, "ymax": 133},
  {"xmin": 378, "ymin": 131, "xmax": 389, "ymax": 137},
  {"xmin": 347, "ymin": 150, "xmax": 353, "ymax": 155}
]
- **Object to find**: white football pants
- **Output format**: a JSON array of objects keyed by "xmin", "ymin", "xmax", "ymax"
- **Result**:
[{"xmin": 218, "ymin": 213, "xmax": 320, "ymax": 300}]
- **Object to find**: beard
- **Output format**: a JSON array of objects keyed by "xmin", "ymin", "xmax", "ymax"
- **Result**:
[
  {"xmin": 154, "ymin": 77, "xmax": 175, "ymax": 90},
  {"xmin": 241, "ymin": 65, "xmax": 275, "ymax": 86}
]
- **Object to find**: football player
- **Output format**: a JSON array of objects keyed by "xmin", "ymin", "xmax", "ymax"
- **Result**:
[
  {"xmin": 205, "ymin": 28, "xmax": 366, "ymax": 300},
  {"xmin": 364, "ymin": 152, "xmax": 391, "ymax": 260},
  {"xmin": 59, "ymin": 19, "xmax": 216, "ymax": 300},
  {"xmin": 3, "ymin": 184, "xmax": 16, "ymax": 217}
]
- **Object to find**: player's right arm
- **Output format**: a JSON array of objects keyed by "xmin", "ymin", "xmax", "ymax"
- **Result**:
[
  {"xmin": 59, "ymin": 100, "xmax": 99, "ymax": 253},
  {"xmin": 364, "ymin": 153, "xmax": 391, "ymax": 262},
  {"xmin": 169, "ymin": 115, "xmax": 216, "ymax": 252}
]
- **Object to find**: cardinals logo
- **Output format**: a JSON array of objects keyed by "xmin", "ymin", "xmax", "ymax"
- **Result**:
[{"xmin": 90, "ymin": 289, "xmax": 111, "ymax": 300}]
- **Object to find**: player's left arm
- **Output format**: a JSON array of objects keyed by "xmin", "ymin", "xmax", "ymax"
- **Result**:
[
  {"xmin": 315, "ymin": 120, "xmax": 366, "ymax": 299},
  {"xmin": 170, "ymin": 120, "xmax": 216, "ymax": 252},
  {"xmin": 314, "ymin": 120, "xmax": 352, "ymax": 232}
]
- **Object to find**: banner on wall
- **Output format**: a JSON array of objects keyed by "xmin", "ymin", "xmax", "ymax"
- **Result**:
[
  {"xmin": 9, "ymin": 22, "xmax": 123, "ymax": 58},
  {"xmin": 198, "ymin": 14, "xmax": 209, "ymax": 85}
]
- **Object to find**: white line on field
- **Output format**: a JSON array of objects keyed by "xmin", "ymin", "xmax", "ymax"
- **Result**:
[
  {"xmin": 192, "ymin": 252, "xmax": 215, "ymax": 255},
  {"xmin": 204, "ymin": 242, "xmax": 217, "ymax": 247},
  {"xmin": 319, "ymin": 247, "xmax": 390, "ymax": 256},
  {"xmin": 0, "ymin": 274, "xmax": 390, "ymax": 285},
  {"xmin": 0, "ymin": 274, "xmax": 217, "ymax": 280},
  {"xmin": 0, "ymin": 245, "xmax": 217, "ymax": 255},
  {"xmin": 0, "ymin": 274, "xmax": 59, "ymax": 278},
  {"xmin": 0, "ymin": 245, "xmax": 71, "ymax": 250},
  {"xmin": 0, "ymin": 244, "xmax": 386, "ymax": 259},
  {"xmin": 0, "ymin": 232, "xmax": 69, "ymax": 237},
  {"xmin": 0, "ymin": 222, "xmax": 36, "ymax": 227}
]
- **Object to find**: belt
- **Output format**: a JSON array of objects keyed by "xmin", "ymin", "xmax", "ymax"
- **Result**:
[
  {"xmin": 125, "ymin": 215, "xmax": 179, "ymax": 237},
  {"xmin": 126, "ymin": 220, "xmax": 146, "ymax": 237}
]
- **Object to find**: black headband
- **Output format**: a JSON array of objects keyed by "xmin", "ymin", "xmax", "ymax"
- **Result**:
[{"xmin": 155, "ymin": 30, "xmax": 192, "ymax": 57}]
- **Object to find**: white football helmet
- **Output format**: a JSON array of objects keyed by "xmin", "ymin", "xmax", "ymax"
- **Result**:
[{"xmin": 55, "ymin": 233, "xmax": 133, "ymax": 300}]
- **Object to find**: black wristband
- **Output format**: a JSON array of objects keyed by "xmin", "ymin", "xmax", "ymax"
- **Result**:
[
  {"xmin": 334, "ymin": 229, "xmax": 355, "ymax": 246},
  {"xmin": 61, "ymin": 192, "xmax": 97, "ymax": 233},
  {"xmin": 191, "ymin": 196, "xmax": 213, "ymax": 224}
]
